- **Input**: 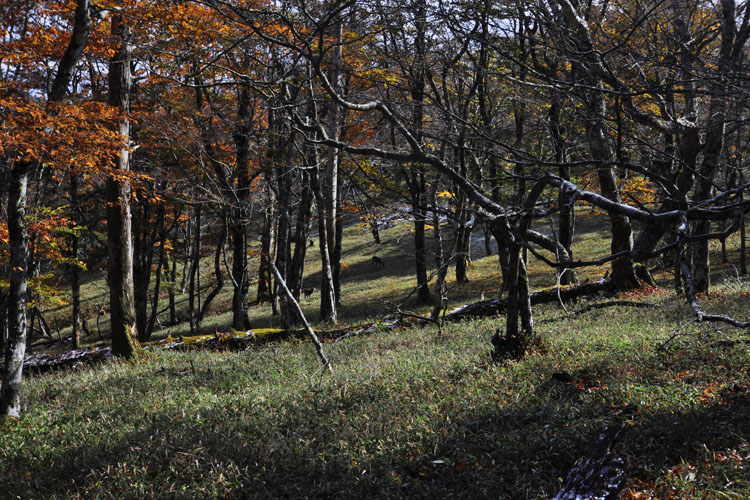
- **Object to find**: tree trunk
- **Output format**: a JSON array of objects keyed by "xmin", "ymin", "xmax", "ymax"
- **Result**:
[
  {"xmin": 195, "ymin": 224, "xmax": 225, "ymax": 330},
  {"xmin": 0, "ymin": 162, "xmax": 30, "ymax": 417},
  {"xmin": 431, "ymin": 185, "xmax": 454, "ymax": 321},
  {"xmin": 741, "ymin": 174, "xmax": 747, "ymax": 275},
  {"xmin": 256, "ymin": 177, "xmax": 275, "ymax": 304},
  {"xmin": 106, "ymin": 13, "xmax": 138, "ymax": 357},
  {"xmin": 70, "ymin": 174, "xmax": 81, "ymax": 348},
  {"xmin": 325, "ymin": 17, "xmax": 344, "ymax": 306},
  {"xmin": 549, "ymin": 98, "xmax": 575, "ymax": 285},
  {"xmin": 690, "ymin": 0, "xmax": 738, "ymax": 292},
  {"xmin": 133, "ymin": 193, "xmax": 155, "ymax": 341},
  {"xmin": 588, "ymin": 87, "xmax": 639, "ymax": 290},
  {"xmin": 289, "ymin": 167, "xmax": 314, "ymax": 297},
  {"xmin": 231, "ymin": 86, "xmax": 252, "ymax": 330},
  {"xmin": 312, "ymin": 168, "xmax": 338, "ymax": 323},
  {"xmin": 413, "ymin": 189, "xmax": 431, "ymax": 303},
  {"xmin": 275, "ymin": 154, "xmax": 295, "ymax": 327},
  {"xmin": 409, "ymin": 0, "xmax": 431, "ymax": 304},
  {"xmin": 188, "ymin": 204, "xmax": 202, "ymax": 335},
  {"xmin": 168, "ymin": 208, "xmax": 180, "ymax": 325},
  {"xmin": 143, "ymin": 201, "xmax": 167, "ymax": 341}
]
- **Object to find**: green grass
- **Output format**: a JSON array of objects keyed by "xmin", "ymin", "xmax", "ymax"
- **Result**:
[
  {"xmin": 2, "ymin": 290, "xmax": 749, "ymax": 498},
  {"xmin": 6, "ymin": 212, "xmax": 750, "ymax": 498}
]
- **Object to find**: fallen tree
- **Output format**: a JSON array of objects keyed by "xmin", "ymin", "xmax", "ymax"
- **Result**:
[{"xmin": 444, "ymin": 278, "xmax": 612, "ymax": 322}]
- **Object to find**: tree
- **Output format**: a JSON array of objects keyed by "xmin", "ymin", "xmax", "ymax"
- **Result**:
[
  {"xmin": 1, "ymin": 0, "xmax": 94, "ymax": 416},
  {"xmin": 106, "ymin": 11, "xmax": 139, "ymax": 358}
]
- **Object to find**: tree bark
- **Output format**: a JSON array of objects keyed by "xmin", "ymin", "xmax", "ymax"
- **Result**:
[
  {"xmin": 106, "ymin": 13, "xmax": 138, "ymax": 358},
  {"xmin": 325, "ymin": 17, "xmax": 344, "ymax": 306},
  {"xmin": 256, "ymin": 176, "xmax": 275, "ymax": 304},
  {"xmin": 289, "ymin": 167, "xmax": 314, "ymax": 297},
  {"xmin": 312, "ymin": 168, "xmax": 338, "ymax": 323},
  {"xmin": 188, "ymin": 204, "xmax": 202, "ymax": 335},
  {"xmin": 69, "ymin": 174, "xmax": 81, "ymax": 348},
  {"xmin": 231, "ymin": 86, "xmax": 252, "ymax": 330},
  {"xmin": 0, "ymin": 163, "xmax": 30, "ymax": 417}
]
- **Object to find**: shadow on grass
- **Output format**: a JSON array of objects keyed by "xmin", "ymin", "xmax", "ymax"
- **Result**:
[{"xmin": 5, "ymin": 359, "xmax": 747, "ymax": 499}]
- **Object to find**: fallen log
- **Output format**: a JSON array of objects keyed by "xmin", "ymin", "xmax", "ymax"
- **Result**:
[
  {"xmin": 444, "ymin": 278, "xmax": 612, "ymax": 322},
  {"xmin": 0, "ymin": 347, "xmax": 112, "ymax": 376}
]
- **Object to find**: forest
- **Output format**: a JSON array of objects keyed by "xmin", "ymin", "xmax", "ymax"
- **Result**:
[{"xmin": 1, "ymin": 0, "xmax": 749, "ymax": 498}]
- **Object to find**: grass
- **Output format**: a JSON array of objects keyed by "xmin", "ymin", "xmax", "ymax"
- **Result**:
[
  {"xmin": 3, "ymin": 212, "xmax": 749, "ymax": 498},
  {"xmin": 2, "ymin": 289, "xmax": 749, "ymax": 498}
]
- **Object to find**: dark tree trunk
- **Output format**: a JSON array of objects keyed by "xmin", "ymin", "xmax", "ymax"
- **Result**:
[
  {"xmin": 274, "ymin": 151, "xmax": 295, "ymax": 327},
  {"xmin": 413, "ymin": 190, "xmax": 431, "ymax": 303},
  {"xmin": 491, "ymin": 227, "xmax": 533, "ymax": 361},
  {"xmin": 690, "ymin": 0, "xmax": 744, "ymax": 292},
  {"xmin": 168, "ymin": 208, "xmax": 180, "ymax": 325},
  {"xmin": 133, "ymin": 193, "xmax": 155, "ymax": 341},
  {"xmin": 549, "ymin": 98, "xmax": 575, "ymax": 285},
  {"xmin": 69, "ymin": 174, "xmax": 81, "ymax": 348},
  {"xmin": 409, "ymin": 0, "xmax": 431, "ymax": 304},
  {"xmin": 256, "ymin": 177, "xmax": 275, "ymax": 304},
  {"xmin": 289, "ymin": 167, "xmax": 314, "ymax": 297},
  {"xmin": 188, "ymin": 204, "xmax": 202, "ymax": 335},
  {"xmin": 587, "ymin": 88, "xmax": 640, "ymax": 290},
  {"xmin": 195, "ymin": 224, "xmax": 226, "ymax": 330},
  {"xmin": 231, "ymin": 86, "xmax": 252, "ymax": 331},
  {"xmin": 741, "ymin": 175, "xmax": 747, "ymax": 275},
  {"xmin": 143, "ymin": 201, "xmax": 167, "ymax": 341},
  {"xmin": 168, "ymin": 256, "xmax": 177, "ymax": 325}
]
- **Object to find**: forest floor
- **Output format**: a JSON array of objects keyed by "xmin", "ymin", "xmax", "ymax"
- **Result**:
[{"xmin": 1, "ymin": 213, "xmax": 749, "ymax": 498}]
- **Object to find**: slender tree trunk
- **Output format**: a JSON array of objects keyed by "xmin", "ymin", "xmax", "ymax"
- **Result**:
[
  {"xmin": 70, "ymin": 174, "xmax": 81, "ymax": 348},
  {"xmin": 195, "ymin": 224, "xmax": 225, "ymax": 329},
  {"xmin": 168, "ymin": 256, "xmax": 177, "ymax": 325},
  {"xmin": 143, "ymin": 201, "xmax": 166, "ymax": 341},
  {"xmin": 256, "ymin": 177, "xmax": 275, "ymax": 304},
  {"xmin": 312, "ymin": 168, "xmax": 337, "ymax": 323},
  {"xmin": 410, "ymin": 0, "xmax": 431, "ymax": 304},
  {"xmin": 289, "ymin": 167, "xmax": 314, "ymax": 297},
  {"xmin": 168, "ymin": 208, "xmax": 179, "ymax": 325},
  {"xmin": 188, "ymin": 204, "xmax": 202, "ymax": 335},
  {"xmin": 413, "ymin": 185, "xmax": 431, "ymax": 302},
  {"xmin": 325, "ymin": 18, "xmax": 344, "ymax": 306},
  {"xmin": 275, "ymin": 152, "xmax": 295, "ymax": 327},
  {"xmin": 431, "ymin": 185, "xmax": 454, "ymax": 321},
  {"xmin": 549, "ymin": 98, "xmax": 575, "ymax": 285},
  {"xmin": 133, "ymin": 195, "xmax": 154, "ymax": 341}
]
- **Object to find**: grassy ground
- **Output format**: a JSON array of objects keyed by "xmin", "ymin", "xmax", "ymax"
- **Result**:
[
  {"xmin": 3, "ymin": 213, "xmax": 749, "ymax": 498},
  {"xmin": 41, "ymin": 212, "xmax": 639, "ymax": 342}
]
